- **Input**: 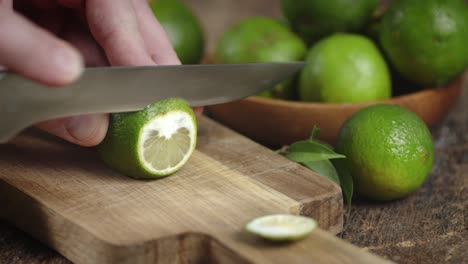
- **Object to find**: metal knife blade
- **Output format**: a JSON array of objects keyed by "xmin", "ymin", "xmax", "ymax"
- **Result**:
[{"xmin": 0, "ymin": 62, "xmax": 304, "ymax": 143}]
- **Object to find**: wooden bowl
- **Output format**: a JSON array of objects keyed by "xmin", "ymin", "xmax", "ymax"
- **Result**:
[{"xmin": 206, "ymin": 78, "xmax": 463, "ymax": 147}]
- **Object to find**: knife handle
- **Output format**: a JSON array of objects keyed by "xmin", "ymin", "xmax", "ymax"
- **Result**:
[
  {"xmin": 0, "ymin": 86, "xmax": 64, "ymax": 143},
  {"xmin": 0, "ymin": 72, "xmax": 101, "ymax": 143}
]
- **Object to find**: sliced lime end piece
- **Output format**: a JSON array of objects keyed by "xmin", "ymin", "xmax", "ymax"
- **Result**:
[
  {"xmin": 138, "ymin": 110, "xmax": 196, "ymax": 176},
  {"xmin": 245, "ymin": 214, "xmax": 318, "ymax": 242}
]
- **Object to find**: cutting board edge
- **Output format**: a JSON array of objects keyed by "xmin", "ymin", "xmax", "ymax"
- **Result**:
[
  {"xmin": 0, "ymin": 180, "xmax": 210, "ymax": 264},
  {"xmin": 0, "ymin": 116, "xmax": 346, "ymax": 264},
  {"xmin": 0, "ymin": 154, "xmax": 379, "ymax": 264},
  {"xmin": 198, "ymin": 117, "xmax": 344, "ymax": 234},
  {"xmin": 248, "ymin": 161, "xmax": 344, "ymax": 234},
  {"xmin": 298, "ymin": 193, "xmax": 344, "ymax": 235},
  {"xmin": 0, "ymin": 180, "xmax": 111, "ymax": 264},
  {"xmin": 0, "ymin": 142, "xmax": 344, "ymax": 245}
]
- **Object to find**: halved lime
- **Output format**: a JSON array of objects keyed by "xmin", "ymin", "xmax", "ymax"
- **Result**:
[
  {"xmin": 245, "ymin": 214, "xmax": 318, "ymax": 241},
  {"xmin": 96, "ymin": 98, "xmax": 197, "ymax": 179}
]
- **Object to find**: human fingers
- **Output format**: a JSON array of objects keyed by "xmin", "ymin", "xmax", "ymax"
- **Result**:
[
  {"xmin": 36, "ymin": 114, "xmax": 109, "ymax": 147},
  {"xmin": 132, "ymin": 1, "xmax": 205, "ymax": 113},
  {"xmin": 131, "ymin": 0, "xmax": 180, "ymax": 65},
  {"xmin": 61, "ymin": 19, "xmax": 109, "ymax": 67},
  {"xmin": 36, "ymin": 15, "xmax": 110, "ymax": 146},
  {"xmin": 85, "ymin": 0, "xmax": 155, "ymax": 66},
  {"xmin": 0, "ymin": 7, "xmax": 83, "ymax": 86}
]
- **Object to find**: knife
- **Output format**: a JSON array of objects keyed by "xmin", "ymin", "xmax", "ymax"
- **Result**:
[{"xmin": 0, "ymin": 62, "xmax": 304, "ymax": 143}]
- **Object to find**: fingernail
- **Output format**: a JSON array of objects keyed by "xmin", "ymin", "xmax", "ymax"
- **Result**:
[
  {"xmin": 54, "ymin": 47, "xmax": 84, "ymax": 83},
  {"xmin": 151, "ymin": 54, "xmax": 181, "ymax": 65},
  {"xmin": 65, "ymin": 115, "xmax": 101, "ymax": 143}
]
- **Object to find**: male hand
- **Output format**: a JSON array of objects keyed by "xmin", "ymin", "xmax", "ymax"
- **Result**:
[{"xmin": 0, "ymin": 0, "xmax": 183, "ymax": 146}]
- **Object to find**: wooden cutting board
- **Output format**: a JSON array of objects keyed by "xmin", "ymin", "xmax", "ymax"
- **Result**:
[{"xmin": 0, "ymin": 116, "xmax": 391, "ymax": 264}]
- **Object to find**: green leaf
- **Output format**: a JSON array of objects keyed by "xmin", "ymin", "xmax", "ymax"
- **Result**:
[
  {"xmin": 312, "ymin": 139, "xmax": 335, "ymax": 152},
  {"xmin": 284, "ymin": 141, "xmax": 346, "ymax": 163},
  {"xmin": 279, "ymin": 126, "xmax": 353, "ymax": 215},
  {"xmin": 307, "ymin": 127, "xmax": 334, "ymax": 150},
  {"xmin": 332, "ymin": 159, "xmax": 354, "ymax": 215},
  {"xmin": 309, "ymin": 126, "xmax": 321, "ymax": 141},
  {"xmin": 302, "ymin": 159, "xmax": 340, "ymax": 185}
]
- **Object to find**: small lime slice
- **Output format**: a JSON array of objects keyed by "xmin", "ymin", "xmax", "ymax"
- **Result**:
[{"xmin": 245, "ymin": 214, "xmax": 318, "ymax": 241}]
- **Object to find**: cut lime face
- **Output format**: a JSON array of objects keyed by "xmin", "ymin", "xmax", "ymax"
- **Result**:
[
  {"xmin": 139, "ymin": 111, "xmax": 196, "ymax": 175},
  {"xmin": 245, "ymin": 214, "xmax": 318, "ymax": 241},
  {"xmin": 96, "ymin": 98, "xmax": 197, "ymax": 179}
]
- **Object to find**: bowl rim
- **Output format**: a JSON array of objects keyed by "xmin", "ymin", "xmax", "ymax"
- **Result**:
[{"xmin": 241, "ymin": 77, "xmax": 463, "ymax": 109}]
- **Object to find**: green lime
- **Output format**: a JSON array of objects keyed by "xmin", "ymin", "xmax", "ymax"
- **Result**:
[
  {"xmin": 214, "ymin": 17, "xmax": 307, "ymax": 99},
  {"xmin": 281, "ymin": 0, "xmax": 379, "ymax": 44},
  {"xmin": 96, "ymin": 98, "xmax": 197, "ymax": 179},
  {"xmin": 299, "ymin": 33, "xmax": 391, "ymax": 103},
  {"xmin": 336, "ymin": 104, "xmax": 434, "ymax": 201},
  {"xmin": 245, "ymin": 214, "xmax": 318, "ymax": 242},
  {"xmin": 150, "ymin": 0, "xmax": 205, "ymax": 64},
  {"xmin": 379, "ymin": 0, "xmax": 468, "ymax": 87}
]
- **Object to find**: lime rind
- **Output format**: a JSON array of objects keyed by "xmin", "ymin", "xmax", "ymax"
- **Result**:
[
  {"xmin": 138, "ymin": 110, "xmax": 197, "ymax": 176},
  {"xmin": 96, "ymin": 98, "xmax": 197, "ymax": 179},
  {"xmin": 245, "ymin": 214, "xmax": 318, "ymax": 242}
]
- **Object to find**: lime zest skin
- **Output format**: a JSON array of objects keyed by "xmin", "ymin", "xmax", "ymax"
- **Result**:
[
  {"xmin": 150, "ymin": 0, "xmax": 205, "ymax": 64},
  {"xmin": 298, "ymin": 33, "xmax": 391, "ymax": 103},
  {"xmin": 335, "ymin": 104, "xmax": 434, "ymax": 201},
  {"xmin": 379, "ymin": 0, "xmax": 468, "ymax": 87},
  {"xmin": 213, "ymin": 17, "xmax": 307, "ymax": 99},
  {"xmin": 96, "ymin": 98, "xmax": 197, "ymax": 180}
]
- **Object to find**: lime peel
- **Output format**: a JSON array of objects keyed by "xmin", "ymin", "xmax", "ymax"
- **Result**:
[
  {"xmin": 97, "ymin": 98, "xmax": 197, "ymax": 179},
  {"xmin": 245, "ymin": 214, "xmax": 318, "ymax": 241}
]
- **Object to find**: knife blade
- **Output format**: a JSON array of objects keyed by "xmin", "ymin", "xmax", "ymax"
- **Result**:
[{"xmin": 0, "ymin": 62, "xmax": 304, "ymax": 143}]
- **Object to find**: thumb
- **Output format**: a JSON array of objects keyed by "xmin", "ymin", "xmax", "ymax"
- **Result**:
[
  {"xmin": 0, "ymin": 9, "xmax": 83, "ymax": 86},
  {"xmin": 36, "ymin": 114, "xmax": 109, "ymax": 147},
  {"xmin": 0, "ymin": 9, "xmax": 108, "ymax": 146}
]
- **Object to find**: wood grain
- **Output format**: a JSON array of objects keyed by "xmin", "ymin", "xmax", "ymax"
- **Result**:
[
  {"xmin": 183, "ymin": 3, "xmax": 467, "ymax": 263},
  {"xmin": 0, "ymin": 0, "xmax": 466, "ymax": 263},
  {"xmin": 0, "ymin": 116, "xmax": 391, "ymax": 263}
]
